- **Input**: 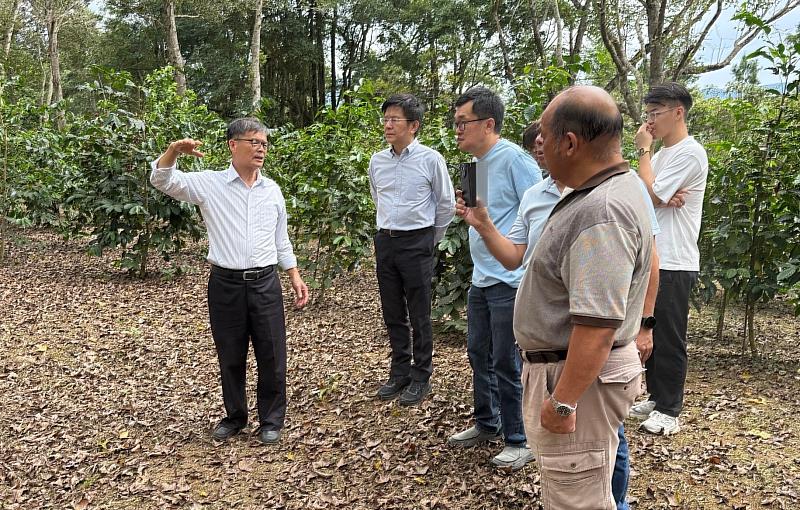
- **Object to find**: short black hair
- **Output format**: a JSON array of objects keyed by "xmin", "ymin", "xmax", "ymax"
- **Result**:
[
  {"xmin": 226, "ymin": 117, "xmax": 268, "ymax": 141},
  {"xmin": 522, "ymin": 120, "xmax": 541, "ymax": 152},
  {"xmin": 549, "ymin": 89, "xmax": 623, "ymax": 145},
  {"xmin": 382, "ymin": 93, "xmax": 425, "ymax": 135},
  {"xmin": 644, "ymin": 82, "xmax": 693, "ymax": 112},
  {"xmin": 454, "ymin": 86, "xmax": 504, "ymax": 134}
]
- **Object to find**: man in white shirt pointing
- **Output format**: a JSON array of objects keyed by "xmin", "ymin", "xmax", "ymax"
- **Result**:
[{"xmin": 150, "ymin": 118, "xmax": 309, "ymax": 445}]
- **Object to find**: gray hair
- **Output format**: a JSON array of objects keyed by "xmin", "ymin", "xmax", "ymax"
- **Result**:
[{"xmin": 226, "ymin": 117, "xmax": 268, "ymax": 141}]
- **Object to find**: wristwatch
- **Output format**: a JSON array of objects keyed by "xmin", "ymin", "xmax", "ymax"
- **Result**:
[
  {"xmin": 549, "ymin": 394, "xmax": 577, "ymax": 417},
  {"xmin": 637, "ymin": 147, "xmax": 650, "ymax": 158},
  {"xmin": 641, "ymin": 316, "xmax": 657, "ymax": 330}
]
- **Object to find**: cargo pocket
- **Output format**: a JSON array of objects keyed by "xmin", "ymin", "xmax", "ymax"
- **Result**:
[{"xmin": 540, "ymin": 448, "xmax": 608, "ymax": 510}]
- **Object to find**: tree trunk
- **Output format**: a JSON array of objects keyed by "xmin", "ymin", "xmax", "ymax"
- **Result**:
[
  {"xmin": 715, "ymin": 288, "xmax": 728, "ymax": 342},
  {"xmin": 551, "ymin": 0, "xmax": 564, "ymax": 68},
  {"xmin": 745, "ymin": 299, "xmax": 757, "ymax": 357},
  {"xmin": 429, "ymin": 37, "xmax": 439, "ymax": 102},
  {"xmin": 492, "ymin": 0, "xmax": 514, "ymax": 81},
  {"xmin": 46, "ymin": 11, "xmax": 61, "ymax": 104},
  {"xmin": 40, "ymin": 62, "xmax": 51, "ymax": 106},
  {"xmin": 1, "ymin": 0, "xmax": 20, "ymax": 78},
  {"xmin": 329, "ymin": 4, "xmax": 337, "ymax": 109},
  {"xmin": 315, "ymin": 5, "xmax": 325, "ymax": 109},
  {"xmin": 248, "ymin": 0, "xmax": 263, "ymax": 113},
  {"xmin": 308, "ymin": 1, "xmax": 317, "ymax": 113},
  {"xmin": 163, "ymin": 0, "xmax": 186, "ymax": 96}
]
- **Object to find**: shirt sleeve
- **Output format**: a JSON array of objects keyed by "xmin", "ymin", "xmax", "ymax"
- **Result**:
[
  {"xmin": 651, "ymin": 152, "xmax": 704, "ymax": 205},
  {"xmin": 431, "ymin": 154, "xmax": 455, "ymax": 243},
  {"xmin": 274, "ymin": 190, "xmax": 298, "ymax": 270},
  {"xmin": 510, "ymin": 153, "xmax": 542, "ymax": 202},
  {"xmin": 506, "ymin": 203, "xmax": 529, "ymax": 245},
  {"xmin": 368, "ymin": 156, "xmax": 378, "ymax": 204},
  {"xmin": 149, "ymin": 159, "xmax": 208, "ymax": 206},
  {"xmin": 562, "ymin": 222, "xmax": 639, "ymax": 328}
]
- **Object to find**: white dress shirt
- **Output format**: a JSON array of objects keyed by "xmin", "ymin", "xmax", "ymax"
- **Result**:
[
  {"xmin": 368, "ymin": 139, "xmax": 455, "ymax": 242},
  {"xmin": 150, "ymin": 160, "xmax": 298, "ymax": 271}
]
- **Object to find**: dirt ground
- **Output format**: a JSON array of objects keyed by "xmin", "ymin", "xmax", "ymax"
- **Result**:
[{"xmin": 1, "ymin": 230, "xmax": 799, "ymax": 509}]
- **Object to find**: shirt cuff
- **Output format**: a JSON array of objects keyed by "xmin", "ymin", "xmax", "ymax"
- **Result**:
[
  {"xmin": 277, "ymin": 255, "xmax": 298, "ymax": 271},
  {"xmin": 151, "ymin": 159, "xmax": 177, "ymax": 171}
]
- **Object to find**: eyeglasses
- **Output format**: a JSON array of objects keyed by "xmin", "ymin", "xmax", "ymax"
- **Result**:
[
  {"xmin": 380, "ymin": 117, "xmax": 411, "ymax": 125},
  {"xmin": 641, "ymin": 107, "xmax": 677, "ymax": 122},
  {"xmin": 453, "ymin": 118, "xmax": 488, "ymax": 131},
  {"xmin": 234, "ymin": 138, "xmax": 269, "ymax": 149}
]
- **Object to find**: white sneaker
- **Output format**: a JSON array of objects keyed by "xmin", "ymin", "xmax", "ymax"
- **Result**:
[
  {"xmin": 490, "ymin": 445, "xmax": 535, "ymax": 470},
  {"xmin": 640, "ymin": 411, "xmax": 680, "ymax": 435},
  {"xmin": 629, "ymin": 400, "xmax": 656, "ymax": 420}
]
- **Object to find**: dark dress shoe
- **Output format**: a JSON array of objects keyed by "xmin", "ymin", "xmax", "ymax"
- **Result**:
[
  {"xmin": 376, "ymin": 376, "xmax": 411, "ymax": 400},
  {"xmin": 257, "ymin": 427, "xmax": 281, "ymax": 445},
  {"xmin": 212, "ymin": 421, "xmax": 243, "ymax": 441},
  {"xmin": 399, "ymin": 380, "xmax": 431, "ymax": 406}
]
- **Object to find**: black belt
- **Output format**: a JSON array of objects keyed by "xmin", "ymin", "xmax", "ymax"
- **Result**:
[
  {"xmin": 211, "ymin": 265, "xmax": 276, "ymax": 281},
  {"xmin": 377, "ymin": 226, "xmax": 433, "ymax": 238},
  {"xmin": 519, "ymin": 350, "xmax": 568, "ymax": 364},
  {"xmin": 519, "ymin": 344, "xmax": 624, "ymax": 364}
]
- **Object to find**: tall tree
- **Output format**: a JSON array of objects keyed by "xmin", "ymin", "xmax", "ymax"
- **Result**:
[
  {"xmin": 1, "ymin": 0, "xmax": 20, "ymax": 77},
  {"xmin": 248, "ymin": 0, "xmax": 263, "ymax": 112},
  {"xmin": 30, "ymin": 0, "xmax": 84, "ymax": 106},
  {"xmin": 162, "ymin": 0, "xmax": 186, "ymax": 95},
  {"xmin": 329, "ymin": 3, "xmax": 337, "ymax": 109},
  {"xmin": 594, "ymin": 0, "xmax": 800, "ymax": 118}
]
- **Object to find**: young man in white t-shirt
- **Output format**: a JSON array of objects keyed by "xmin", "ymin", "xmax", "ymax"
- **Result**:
[{"xmin": 630, "ymin": 82, "xmax": 708, "ymax": 435}]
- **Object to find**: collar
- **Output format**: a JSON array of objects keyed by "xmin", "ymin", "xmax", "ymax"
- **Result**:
[
  {"xmin": 543, "ymin": 176, "xmax": 561, "ymax": 197},
  {"xmin": 391, "ymin": 138, "xmax": 420, "ymax": 157},
  {"xmin": 548, "ymin": 161, "xmax": 629, "ymax": 218},
  {"xmin": 476, "ymin": 138, "xmax": 503, "ymax": 161},
  {"xmin": 572, "ymin": 161, "xmax": 630, "ymax": 191},
  {"xmin": 225, "ymin": 164, "xmax": 264, "ymax": 187}
]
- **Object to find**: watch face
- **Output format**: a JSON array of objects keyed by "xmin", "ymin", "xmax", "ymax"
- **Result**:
[
  {"xmin": 556, "ymin": 404, "xmax": 574, "ymax": 416},
  {"xmin": 642, "ymin": 316, "xmax": 657, "ymax": 329}
]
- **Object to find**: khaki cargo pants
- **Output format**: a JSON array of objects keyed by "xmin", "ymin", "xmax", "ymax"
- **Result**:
[{"xmin": 522, "ymin": 342, "xmax": 643, "ymax": 510}]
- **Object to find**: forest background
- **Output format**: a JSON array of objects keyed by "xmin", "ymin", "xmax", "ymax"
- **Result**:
[
  {"xmin": 1, "ymin": 0, "xmax": 800, "ymax": 508},
  {"xmin": 2, "ymin": 0, "xmax": 800, "ymax": 347}
]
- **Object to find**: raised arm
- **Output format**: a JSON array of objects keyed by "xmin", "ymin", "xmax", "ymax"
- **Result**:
[{"xmin": 150, "ymin": 139, "xmax": 209, "ymax": 205}]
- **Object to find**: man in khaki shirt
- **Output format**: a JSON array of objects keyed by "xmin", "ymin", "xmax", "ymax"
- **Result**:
[{"xmin": 515, "ymin": 87, "xmax": 653, "ymax": 509}]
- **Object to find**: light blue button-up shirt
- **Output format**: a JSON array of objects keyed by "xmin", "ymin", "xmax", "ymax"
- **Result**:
[
  {"xmin": 508, "ymin": 171, "xmax": 660, "ymax": 268},
  {"xmin": 368, "ymin": 139, "xmax": 455, "ymax": 243},
  {"xmin": 507, "ymin": 176, "xmax": 562, "ymax": 267},
  {"xmin": 469, "ymin": 138, "xmax": 541, "ymax": 288},
  {"xmin": 150, "ymin": 160, "xmax": 297, "ymax": 271}
]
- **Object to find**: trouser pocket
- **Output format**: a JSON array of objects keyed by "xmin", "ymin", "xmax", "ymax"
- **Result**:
[{"xmin": 540, "ymin": 444, "xmax": 610, "ymax": 510}]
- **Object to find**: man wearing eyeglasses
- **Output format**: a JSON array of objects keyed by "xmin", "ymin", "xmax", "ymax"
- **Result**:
[
  {"xmin": 149, "ymin": 117, "xmax": 309, "ymax": 446},
  {"xmin": 369, "ymin": 94, "xmax": 455, "ymax": 406},
  {"xmin": 447, "ymin": 86, "xmax": 540, "ymax": 471},
  {"xmin": 630, "ymin": 82, "xmax": 708, "ymax": 436}
]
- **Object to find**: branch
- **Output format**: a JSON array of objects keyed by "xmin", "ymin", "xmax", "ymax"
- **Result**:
[
  {"xmin": 685, "ymin": 0, "xmax": 800, "ymax": 74},
  {"xmin": 671, "ymin": 0, "xmax": 723, "ymax": 79}
]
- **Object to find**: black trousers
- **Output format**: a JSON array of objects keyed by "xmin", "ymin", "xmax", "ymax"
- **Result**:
[
  {"xmin": 374, "ymin": 228, "xmax": 435, "ymax": 383},
  {"xmin": 207, "ymin": 267, "xmax": 286, "ymax": 430},
  {"xmin": 645, "ymin": 269, "xmax": 698, "ymax": 417}
]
